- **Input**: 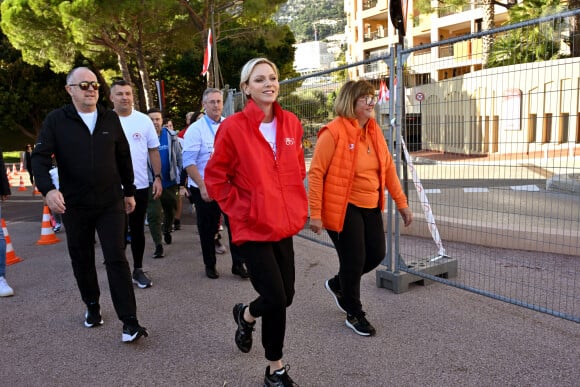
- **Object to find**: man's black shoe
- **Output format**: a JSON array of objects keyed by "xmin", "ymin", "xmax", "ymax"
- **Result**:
[
  {"xmin": 264, "ymin": 365, "xmax": 298, "ymax": 387},
  {"xmin": 231, "ymin": 264, "xmax": 249, "ymax": 279},
  {"xmin": 84, "ymin": 302, "xmax": 103, "ymax": 328},
  {"xmin": 164, "ymin": 232, "xmax": 172, "ymax": 245},
  {"xmin": 205, "ymin": 265, "xmax": 219, "ymax": 279},
  {"xmin": 232, "ymin": 303, "xmax": 254, "ymax": 353},
  {"xmin": 122, "ymin": 322, "xmax": 149, "ymax": 343},
  {"xmin": 173, "ymin": 220, "xmax": 181, "ymax": 231},
  {"xmin": 153, "ymin": 244, "xmax": 164, "ymax": 258}
]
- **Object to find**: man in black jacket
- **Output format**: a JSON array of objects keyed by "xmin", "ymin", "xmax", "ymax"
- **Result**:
[{"xmin": 31, "ymin": 67, "xmax": 148, "ymax": 343}]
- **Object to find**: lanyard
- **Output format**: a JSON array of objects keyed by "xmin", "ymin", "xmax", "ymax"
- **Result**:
[{"xmin": 203, "ymin": 115, "xmax": 220, "ymax": 137}]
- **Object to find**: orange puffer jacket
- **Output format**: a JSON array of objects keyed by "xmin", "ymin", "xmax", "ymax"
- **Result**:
[{"xmin": 308, "ymin": 116, "xmax": 408, "ymax": 232}]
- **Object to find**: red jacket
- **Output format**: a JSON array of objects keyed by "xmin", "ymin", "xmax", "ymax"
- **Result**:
[{"xmin": 205, "ymin": 100, "xmax": 308, "ymax": 244}]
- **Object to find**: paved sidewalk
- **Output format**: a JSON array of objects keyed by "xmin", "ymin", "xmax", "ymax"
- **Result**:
[{"xmin": 0, "ymin": 190, "xmax": 578, "ymax": 386}]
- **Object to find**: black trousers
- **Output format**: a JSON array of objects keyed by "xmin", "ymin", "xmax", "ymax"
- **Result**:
[
  {"xmin": 223, "ymin": 214, "xmax": 244, "ymax": 267},
  {"xmin": 190, "ymin": 186, "xmax": 221, "ymax": 267},
  {"xmin": 62, "ymin": 200, "xmax": 137, "ymax": 323},
  {"xmin": 239, "ymin": 237, "xmax": 295, "ymax": 361},
  {"xmin": 126, "ymin": 188, "xmax": 149, "ymax": 270},
  {"xmin": 327, "ymin": 203, "xmax": 385, "ymax": 317}
]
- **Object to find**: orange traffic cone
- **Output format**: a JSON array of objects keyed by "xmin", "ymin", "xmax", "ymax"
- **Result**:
[
  {"xmin": 36, "ymin": 206, "xmax": 61, "ymax": 245},
  {"xmin": 1, "ymin": 218, "xmax": 23, "ymax": 265},
  {"xmin": 18, "ymin": 176, "xmax": 27, "ymax": 191},
  {"xmin": 11, "ymin": 163, "xmax": 18, "ymax": 176},
  {"xmin": 33, "ymin": 186, "xmax": 41, "ymax": 195}
]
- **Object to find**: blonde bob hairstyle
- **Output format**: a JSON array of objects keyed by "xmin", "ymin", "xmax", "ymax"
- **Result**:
[
  {"xmin": 239, "ymin": 57, "xmax": 280, "ymax": 105},
  {"xmin": 334, "ymin": 80, "xmax": 376, "ymax": 118}
]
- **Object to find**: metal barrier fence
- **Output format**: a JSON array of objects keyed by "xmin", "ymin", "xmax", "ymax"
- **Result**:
[{"xmin": 274, "ymin": 10, "xmax": 580, "ymax": 323}]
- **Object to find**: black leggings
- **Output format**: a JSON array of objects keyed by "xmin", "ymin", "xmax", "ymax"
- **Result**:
[
  {"xmin": 127, "ymin": 188, "xmax": 149, "ymax": 270},
  {"xmin": 238, "ymin": 237, "xmax": 295, "ymax": 362},
  {"xmin": 327, "ymin": 203, "xmax": 385, "ymax": 316}
]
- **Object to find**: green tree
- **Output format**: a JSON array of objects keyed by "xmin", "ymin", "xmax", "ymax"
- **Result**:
[{"xmin": 0, "ymin": 30, "xmax": 69, "ymax": 142}]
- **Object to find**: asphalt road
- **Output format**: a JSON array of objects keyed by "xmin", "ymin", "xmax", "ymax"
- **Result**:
[{"xmin": 1, "ymin": 191, "xmax": 579, "ymax": 386}]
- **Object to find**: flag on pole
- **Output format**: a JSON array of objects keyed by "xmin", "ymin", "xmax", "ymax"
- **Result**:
[
  {"xmin": 201, "ymin": 29, "xmax": 212, "ymax": 77},
  {"xmin": 378, "ymin": 80, "xmax": 389, "ymax": 105}
]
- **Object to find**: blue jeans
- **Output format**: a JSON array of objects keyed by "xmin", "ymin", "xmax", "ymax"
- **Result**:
[{"xmin": 0, "ymin": 205, "xmax": 6, "ymax": 277}]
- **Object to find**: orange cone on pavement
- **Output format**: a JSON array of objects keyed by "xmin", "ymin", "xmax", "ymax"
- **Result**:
[
  {"xmin": 33, "ymin": 186, "xmax": 41, "ymax": 195},
  {"xmin": 11, "ymin": 163, "xmax": 18, "ymax": 176},
  {"xmin": 36, "ymin": 206, "xmax": 61, "ymax": 245},
  {"xmin": 1, "ymin": 218, "xmax": 23, "ymax": 265},
  {"xmin": 18, "ymin": 176, "xmax": 27, "ymax": 191}
]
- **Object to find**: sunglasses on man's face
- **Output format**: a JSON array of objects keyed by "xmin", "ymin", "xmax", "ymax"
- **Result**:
[{"xmin": 68, "ymin": 81, "xmax": 100, "ymax": 91}]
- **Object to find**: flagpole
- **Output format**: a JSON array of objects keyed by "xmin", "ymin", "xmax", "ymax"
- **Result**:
[{"xmin": 210, "ymin": 1, "xmax": 219, "ymax": 89}]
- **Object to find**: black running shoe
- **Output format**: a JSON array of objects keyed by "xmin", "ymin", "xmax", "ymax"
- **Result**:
[
  {"xmin": 346, "ymin": 312, "xmax": 376, "ymax": 336},
  {"xmin": 232, "ymin": 303, "xmax": 254, "ymax": 353},
  {"xmin": 122, "ymin": 323, "xmax": 149, "ymax": 343},
  {"xmin": 164, "ymin": 232, "xmax": 172, "ymax": 245},
  {"xmin": 264, "ymin": 365, "xmax": 298, "ymax": 387},
  {"xmin": 84, "ymin": 302, "xmax": 103, "ymax": 328},
  {"xmin": 152, "ymin": 244, "xmax": 164, "ymax": 258},
  {"xmin": 325, "ymin": 279, "xmax": 346, "ymax": 313},
  {"xmin": 132, "ymin": 269, "xmax": 152, "ymax": 289}
]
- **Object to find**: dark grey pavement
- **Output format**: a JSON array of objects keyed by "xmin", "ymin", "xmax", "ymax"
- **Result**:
[{"xmin": 1, "ymin": 189, "xmax": 579, "ymax": 386}]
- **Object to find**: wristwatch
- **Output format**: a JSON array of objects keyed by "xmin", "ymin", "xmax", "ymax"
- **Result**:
[{"xmin": 154, "ymin": 174, "xmax": 162, "ymax": 180}]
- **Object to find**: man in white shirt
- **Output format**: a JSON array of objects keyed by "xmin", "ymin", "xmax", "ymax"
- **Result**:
[
  {"xmin": 182, "ymin": 88, "xmax": 248, "ymax": 279},
  {"xmin": 110, "ymin": 80, "xmax": 163, "ymax": 289}
]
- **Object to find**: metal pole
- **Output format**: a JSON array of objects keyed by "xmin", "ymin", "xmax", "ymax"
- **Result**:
[{"xmin": 211, "ymin": 2, "xmax": 219, "ymax": 90}]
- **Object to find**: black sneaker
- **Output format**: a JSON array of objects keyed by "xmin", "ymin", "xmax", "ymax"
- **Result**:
[
  {"xmin": 132, "ymin": 269, "xmax": 152, "ymax": 289},
  {"xmin": 264, "ymin": 365, "xmax": 298, "ymax": 387},
  {"xmin": 324, "ymin": 279, "xmax": 346, "ymax": 313},
  {"xmin": 231, "ymin": 264, "xmax": 249, "ymax": 279},
  {"xmin": 122, "ymin": 323, "xmax": 149, "ymax": 343},
  {"xmin": 153, "ymin": 244, "xmax": 164, "ymax": 258},
  {"xmin": 164, "ymin": 232, "xmax": 172, "ymax": 245},
  {"xmin": 84, "ymin": 302, "xmax": 103, "ymax": 328},
  {"xmin": 232, "ymin": 303, "xmax": 254, "ymax": 353},
  {"xmin": 346, "ymin": 312, "xmax": 376, "ymax": 336},
  {"xmin": 173, "ymin": 220, "xmax": 181, "ymax": 231}
]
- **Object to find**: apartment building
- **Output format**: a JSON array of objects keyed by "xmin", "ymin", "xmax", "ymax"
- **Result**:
[{"xmin": 344, "ymin": 0, "xmax": 510, "ymax": 82}]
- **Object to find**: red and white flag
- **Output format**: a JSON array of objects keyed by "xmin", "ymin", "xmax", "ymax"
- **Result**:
[
  {"xmin": 378, "ymin": 79, "xmax": 389, "ymax": 104},
  {"xmin": 201, "ymin": 29, "xmax": 212, "ymax": 77}
]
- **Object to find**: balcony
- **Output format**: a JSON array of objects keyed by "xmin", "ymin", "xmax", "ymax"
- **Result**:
[{"xmin": 364, "ymin": 29, "xmax": 387, "ymax": 42}]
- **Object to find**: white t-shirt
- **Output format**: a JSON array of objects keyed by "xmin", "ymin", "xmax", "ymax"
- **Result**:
[
  {"xmin": 260, "ymin": 118, "xmax": 277, "ymax": 157},
  {"xmin": 118, "ymin": 109, "xmax": 160, "ymax": 189},
  {"xmin": 78, "ymin": 111, "xmax": 98, "ymax": 134}
]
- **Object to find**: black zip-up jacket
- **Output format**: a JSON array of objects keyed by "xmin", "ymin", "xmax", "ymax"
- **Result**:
[{"xmin": 31, "ymin": 104, "xmax": 135, "ymax": 209}]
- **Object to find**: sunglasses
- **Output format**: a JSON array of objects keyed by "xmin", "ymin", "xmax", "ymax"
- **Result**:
[
  {"xmin": 68, "ymin": 81, "xmax": 100, "ymax": 91},
  {"xmin": 360, "ymin": 95, "xmax": 378, "ymax": 105}
]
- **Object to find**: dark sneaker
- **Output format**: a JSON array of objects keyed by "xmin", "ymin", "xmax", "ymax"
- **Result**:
[
  {"xmin": 264, "ymin": 365, "xmax": 298, "ymax": 387},
  {"xmin": 325, "ymin": 279, "xmax": 346, "ymax": 313},
  {"xmin": 122, "ymin": 323, "xmax": 149, "ymax": 343},
  {"xmin": 164, "ymin": 232, "xmax": 172, "ymax": 245},
  {"xmin": 231, "ymin": 264, "xmax": 249, "ymax": 279},
  {"xmin": 153, "ymin": 244, "xmax": 164, "ymax": 258},
  {"xmin": 84, "ymin": 303, "xmax": 103, "ymax": 328},
  {"xmin": 232, "ymin": 303, "xmax": 254, "ymax": 353},
  {"xmin": 132, "ymin": 269, "xmax": 152, "ymax": 289},
  {"xmin": 173, "ymin": 220, "xmax": 181, "ymax": 231},
  {"xmin": 205, "ymin": 265, "xmax": 219, "ymax": 279},
  {"xmin": 346, "ymin": 312, "xmax": 376, "ymax": 336}
]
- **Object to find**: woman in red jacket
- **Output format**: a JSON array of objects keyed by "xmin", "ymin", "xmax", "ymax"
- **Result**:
[
  {"xmin": 205, "ymin": 58, "xmax": 307, "ymax": 387},
  {"xmin": 308, "ymin": 80, "xmax": 413, "ymax": 337}
]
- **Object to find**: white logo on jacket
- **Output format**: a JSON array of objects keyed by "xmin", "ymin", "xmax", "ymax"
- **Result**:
[{"xmin": 285, "ymin": 138, "xmax": 295, "ymax": 146}]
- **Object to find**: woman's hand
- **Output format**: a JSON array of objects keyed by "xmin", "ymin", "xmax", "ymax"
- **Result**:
[{"xmin": 309, "ymin": 218, "xmax": 323, "ymax": 235}]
